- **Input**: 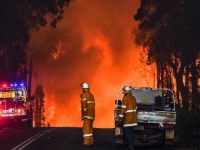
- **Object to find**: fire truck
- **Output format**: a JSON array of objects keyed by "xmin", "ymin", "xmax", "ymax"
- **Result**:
[
  {"xmin": 114, "ymin": 87, "xmax": 176, "ymax": 149},
  {"xmin": 0, "ymin": 83, "xmax": 34, "ymax": 129}
]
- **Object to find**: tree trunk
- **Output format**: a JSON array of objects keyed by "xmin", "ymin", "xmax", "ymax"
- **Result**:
[{"xmin": 28, "ymin": 54, "xmax": 32, "ymax": 99}]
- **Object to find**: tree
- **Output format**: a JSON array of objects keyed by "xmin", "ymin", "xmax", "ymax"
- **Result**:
[
  {"xmin": 34, "ymin": 85, "xmax": 45, "ymax": 127},
  {"xmin": 133, "ymin": 0, "xmax": 200, "ymax": 105},
  {"xmin": 133, "ymin": 0, "xmax": 200, "ymax": 140},
  {"xmin": 0, "ymin": 0, "xmax": 71, "ymax": 86}
]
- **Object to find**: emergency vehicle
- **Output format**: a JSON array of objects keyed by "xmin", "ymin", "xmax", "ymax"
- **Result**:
[
  {"xmin": 114, "ymin": 87, "xmax": 176, "ymax": 149},
  {"xmin": 0, "ymin": 83, "xmax": 34, "ymax": 129}
]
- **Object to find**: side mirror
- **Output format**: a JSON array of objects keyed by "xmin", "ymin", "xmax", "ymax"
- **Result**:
[{"xmin": 115, "ymin": 99, "xmax": 122, "ymax": 105}]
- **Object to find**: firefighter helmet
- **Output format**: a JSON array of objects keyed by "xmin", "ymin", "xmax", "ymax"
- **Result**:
[
  {"xmin": 80, "ymin": 82, "xmax": 90, "ymax": 89},
  {"xmin": 123, "ymin": 86, "xmax": 131, "ymax": 93}
]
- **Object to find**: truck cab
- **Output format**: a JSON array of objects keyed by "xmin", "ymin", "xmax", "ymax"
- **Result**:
[
  {"xmin": 114, "ymin": 87, "xmax": 176, "ymax": 149},
  {"xmin": 0, "ymin": 83, "xmax": 34, "ymax": 129}
]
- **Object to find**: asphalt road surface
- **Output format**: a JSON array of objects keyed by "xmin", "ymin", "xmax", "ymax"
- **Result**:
[{"xmin": 0, "ymin": 127, "xmax": 165, "ymax": 150}]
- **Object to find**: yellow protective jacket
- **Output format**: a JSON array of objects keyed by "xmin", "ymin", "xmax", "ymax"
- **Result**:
[
  {"xmin": 119, "ymin": 93, "xmax": 137, "ymax": 127},
  {"xmin": 81, "ymin": 90, "xmax": 95, "ymax": 120}
]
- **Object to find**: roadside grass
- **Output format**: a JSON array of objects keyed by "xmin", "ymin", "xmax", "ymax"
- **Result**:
[{"xmin": 173, "ymin": 137, "xmax": 200, "ymax": 150}]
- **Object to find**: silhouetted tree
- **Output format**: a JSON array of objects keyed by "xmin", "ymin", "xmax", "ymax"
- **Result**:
[
  {"xmin": 133, "ymin": 0, "xmax": 200, "ymax": 105},
  {"xmin": 34, "ymin": 85, "xmax": 45, "ymax": 127},
  {"xmin": 0, "ymin": 0, "xmax": 71, "ymax": 93}
]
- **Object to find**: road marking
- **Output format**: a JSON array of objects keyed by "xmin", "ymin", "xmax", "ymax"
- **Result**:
[{"xmin": 11, "ymin": 129, "xmax": 54, "ymax": 150}]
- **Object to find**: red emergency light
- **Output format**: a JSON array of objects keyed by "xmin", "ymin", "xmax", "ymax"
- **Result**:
[{"xmin": 1, "ymin": 83, "xmax": 25, "ymax": 88}]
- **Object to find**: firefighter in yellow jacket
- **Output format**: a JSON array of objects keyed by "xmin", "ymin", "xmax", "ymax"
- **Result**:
[
  {"xmin": 119, "ymin": 86, "xmax": 137, "ymax": 150},
  {"xmin": 80, "ymin": 82, "xmax": 95, "ymax": 146}
]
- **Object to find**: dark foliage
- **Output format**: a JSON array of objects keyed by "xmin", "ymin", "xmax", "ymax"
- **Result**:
[
  {"xmin": 175, "ymin": 97, "xmax": 200, "ymax": 139},
  {"xmin": 134, "ymin": 2, "xmax": 200, "ymax": 148},
  {"xmin": 134, "ymin": 0, "xmax": 200, "ymax": 106},
  {"xmin": 0, "ymin": 0, "xmax": 71, "ymax": 83}
]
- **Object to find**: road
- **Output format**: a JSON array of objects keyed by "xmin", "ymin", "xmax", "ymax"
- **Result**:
[{"xmin": 0, "ymin": 127, "xmax": 165, "ymax": 150}]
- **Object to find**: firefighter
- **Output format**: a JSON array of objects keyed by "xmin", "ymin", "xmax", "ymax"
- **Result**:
[
  {"xmin": 119, "ymin": 86, "xmax": 137, "ymax": 150},
  {"xmin": 80, "ymin": 82, "xmax": 95, "ymax": 146}
]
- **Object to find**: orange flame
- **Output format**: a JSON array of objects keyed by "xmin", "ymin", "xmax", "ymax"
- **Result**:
[
  {"xmin": 32, "ymin": 0, "xmax": 153, "ymax": 128},
  {"xmin": 50, "ymin": 41, "xmax": 62, "ymax": 59}
]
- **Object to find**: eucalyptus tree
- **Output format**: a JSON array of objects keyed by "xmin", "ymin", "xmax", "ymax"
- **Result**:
[
  {"xmin": 0, "ymin": 0, "xmax": 71, "ymax": 84},
  {"xmin": 133, "ymin": 0, "xmax": 200, "ymax": 104},
  {"xmin": 34, "ymin": 85, "xmax": 45, "ymax": 127}
]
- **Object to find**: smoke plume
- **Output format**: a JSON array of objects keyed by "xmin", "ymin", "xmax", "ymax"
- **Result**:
[{"xmin": 31, "ymin": 0, "xmax": 149, "ymax": 128}]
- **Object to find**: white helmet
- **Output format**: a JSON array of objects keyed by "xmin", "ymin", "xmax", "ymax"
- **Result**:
[
  {"xmin": 80, "ymin": 82, "xmax": 90, "ymax": 89},
  {"xmin": 123, "ymin": 86, "xmax": 131, "ymax": 93}
]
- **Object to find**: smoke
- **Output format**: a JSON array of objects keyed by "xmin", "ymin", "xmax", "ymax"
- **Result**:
[{"xmin": 31, "ymin": 0, "xmax": 147, "ymax": 128}]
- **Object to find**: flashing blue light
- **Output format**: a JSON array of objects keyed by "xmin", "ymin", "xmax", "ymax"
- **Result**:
[{"xmin": 10, "ymin": 83, "xmax": 25, "ymax": 87}]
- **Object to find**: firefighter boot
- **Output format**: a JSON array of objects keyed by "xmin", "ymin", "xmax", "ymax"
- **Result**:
[
  {"xmin": 83, "ymin": 137, "xmax": 91, "ymax": 146},
  {"xmin": 126, "ymin": 143, "xmax": 134, "ymax": 150}
]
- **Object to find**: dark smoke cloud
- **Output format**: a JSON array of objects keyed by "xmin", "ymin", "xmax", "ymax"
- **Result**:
[{"xmin": 31, "ymin": 0, "xmax": 144, "ymax": 128}]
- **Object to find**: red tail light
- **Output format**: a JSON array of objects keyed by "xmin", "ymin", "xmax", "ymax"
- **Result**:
[
  {"xmin": 158, "ymin": 123, "xmax": 163, "ymax": 128},
  {"xmin": 158, "ymin": 123, "xmax": 174, "ymax": 129},
  {"xmin": 164, "ymin": 124, "xmax": 174, "ymax": 129}
]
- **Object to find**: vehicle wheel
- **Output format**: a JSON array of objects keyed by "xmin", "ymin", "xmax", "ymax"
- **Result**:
[
  {"xmin": 114, "ymin": 143, "xmax": 124, "ymax": 148},
  {"xmin": 164, "ymin": 145, "xmax": 173, "ymax": 150},
  {"xmin": 114, "ymin": 135, "xmax": 126, "ymax": 148},
  {"xmin": 158, "ymin": 136, "xmax": 165, "ymax": 148},
  {"xmin": 158, "ymin": 136, "xmax": 165, "ymax": 146},
  {"xmin": 164, "ymin": 139, "xmax": 173, "ymax": 150},
  {"xmin": 21, "ymin": 121, "xmax": 28, "ymax": 129},
  {"xmin": 157, "ymin": 131, "xmax": 165, "ymax": 148},
  {"xmin": 165, "ymin": 139, "xmax": 173, "ymax": 145}
]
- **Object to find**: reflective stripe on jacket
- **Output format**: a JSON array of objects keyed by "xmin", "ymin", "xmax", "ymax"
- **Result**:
[
  {"xmin": 119, "ymin": 93, "xmax": 137, "ymax": 127},
  {"xmin": 81, "ymin": 90, "xmax": 95, "ymax": 120}
]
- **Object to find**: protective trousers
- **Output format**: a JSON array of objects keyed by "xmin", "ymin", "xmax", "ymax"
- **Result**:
[
  {"xmin": 124, "ymin": 127, "xmax": 134, "ymax": 150},
  {"xmin": 83, "ymin": 118, "xmax": 94, "ymax": 145}
]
